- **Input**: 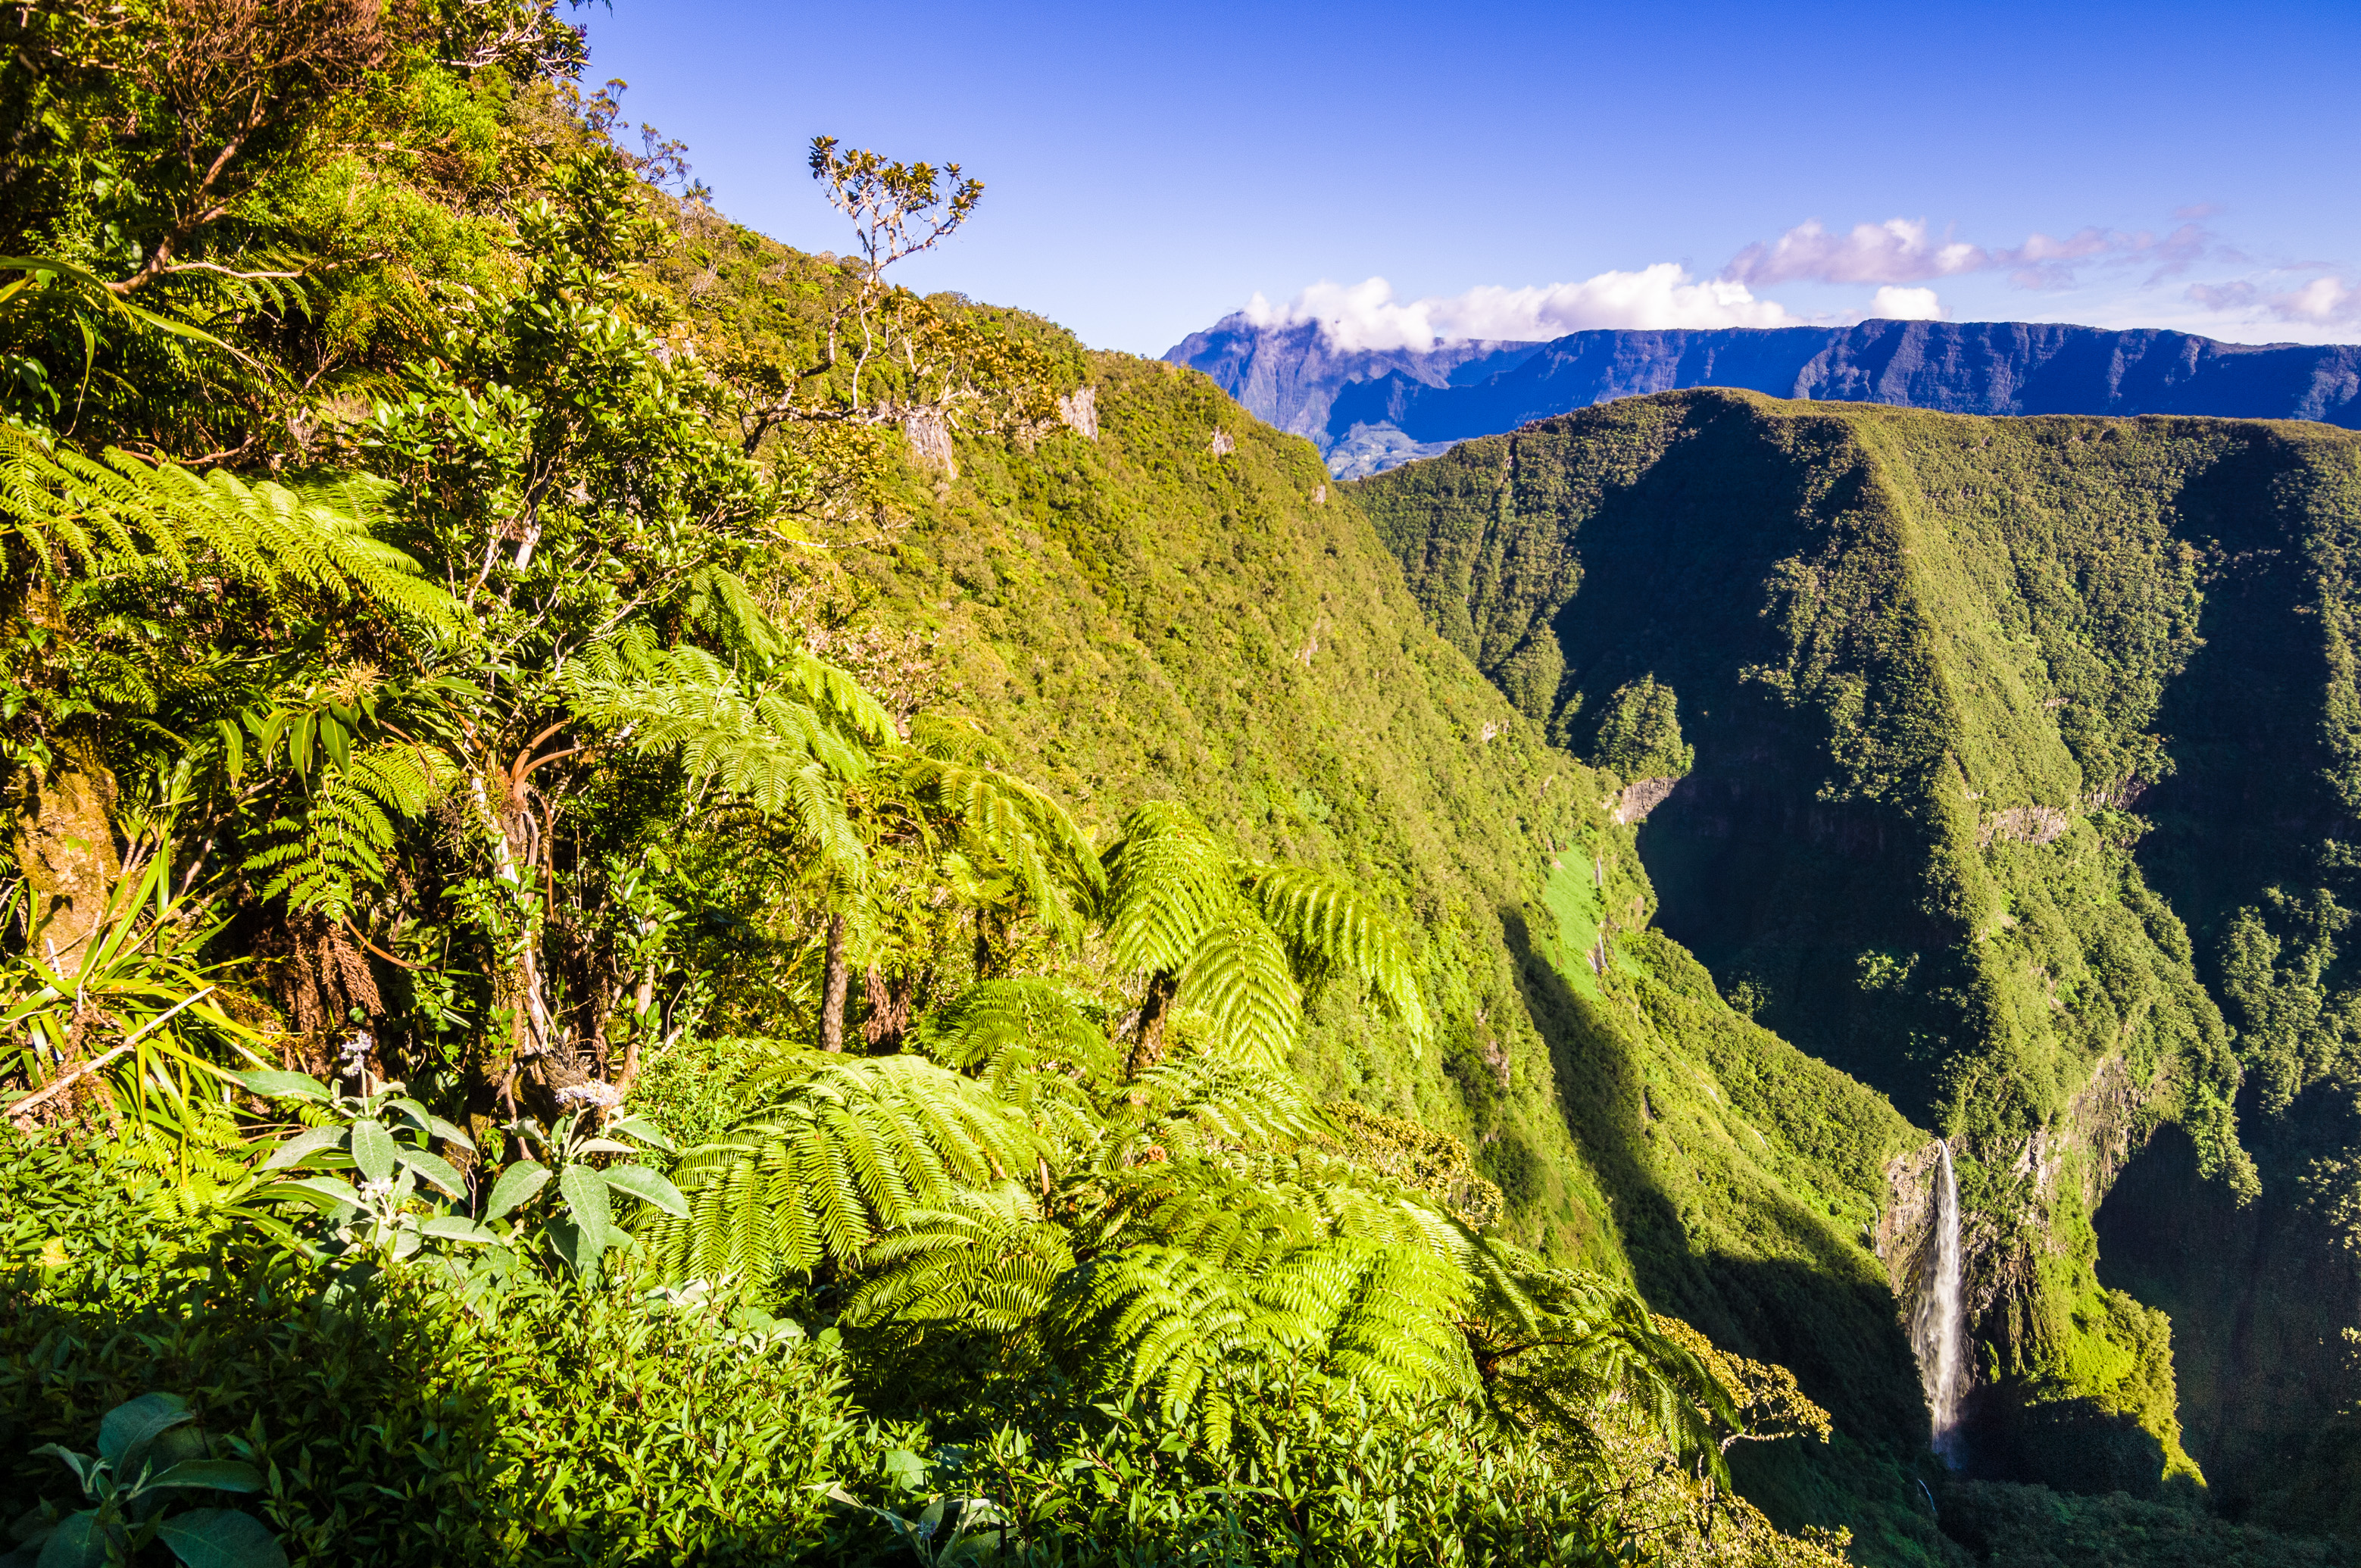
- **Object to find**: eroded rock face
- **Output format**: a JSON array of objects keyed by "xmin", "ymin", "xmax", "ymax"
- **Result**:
[{"xmin": 1613, "ymin": 776, "xmax": 1682, "ymax": 825}]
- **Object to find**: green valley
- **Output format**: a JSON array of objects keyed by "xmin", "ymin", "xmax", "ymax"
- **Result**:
[{"xmin": 2, "ymin": 4, "xmax": 2359, "ymax": 1566}]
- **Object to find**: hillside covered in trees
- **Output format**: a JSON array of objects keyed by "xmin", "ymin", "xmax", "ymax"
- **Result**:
[
  {"xmin": 2, "ymin": 3, "xmax": 2358, "ymax": 1567},
  {"xmin": 1356, "ymin": 392, "xmax": 2361, "ymax": 1535}
]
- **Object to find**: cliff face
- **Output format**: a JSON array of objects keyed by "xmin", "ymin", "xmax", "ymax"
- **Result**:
[
  {"xmin": 1353, "ymin": 389, "xmax": 2361, "ymax": 1520},
  {"xmin": 1170, "ymin": 317, "xmax": 2361, "ymax": 477}
]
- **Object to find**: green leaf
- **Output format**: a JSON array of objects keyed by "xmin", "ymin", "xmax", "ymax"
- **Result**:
[
  {"xmin": 481, "ymin": 1160, "xmax": 550, "ymax": 1222},
  {"xmin": 259, "ymin": 1126, "xmax": 343, "ymax": 1170},
  {"xmin": 420, "ymin": 1215, "xmax": 495, "ymax": 1244},
  {"xmin": 423, "ymin": 1114, "xmax": 476, "ymax": 1151},
  {"xmin": 256, "ymin": 1176, "xmax": 358, "ymax": 1214},
  {"xmin": 881, "ymin": 1448, "xmax": 928, "ymax": 1491},
  {"xmin": 147, "ymin": 1459, "xmax": 264, "ymax": 1493},
  {"xmin": 393, "ymin": 1148, "xmax": 466, "ymax": 1198},
  {"xmin": 599, "ymin": 1164, "xmax": 688, "ymax": 1218},
  {"xmin": 29, "ymin": 1508, "xmax": 103, "ymax": 1568},
  {"xmin": 226, "ymin": 1070, "xmax": 330, "ymax": 1104},
  {"xmin": 348, "ymin": 1120, "xmax": 396, "ymax": 1184},
  {"xmin": 97, "ymin": 1392, "xmax": 194, "ymax": 1468},
  {"xmin": 155, "ymin": 1508, "xmax": 287, "ymax": 1568},
  {"xmin": 546, "ymin": 1213, "xmax": 607, "ymax": 1276},
  {"xmin": 607, "ymin": 1114, "xmax": 676, "ymax": 1152},
  {"xmin": 558, "ymin": 1162, "xmax": 615, "ymax": 1241}
]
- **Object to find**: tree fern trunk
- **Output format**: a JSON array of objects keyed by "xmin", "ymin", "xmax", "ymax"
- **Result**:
[
  {"xmin": 10, "ymin": 729, "xmax": 121, "ymax": 976},
  {"xmin": 820, "ymin": 911, "xmax": 850, "ymax": 1051},
  {"xmin": 1126, "ymin": 968, "xmax": 1179, "ymax": 1079}
]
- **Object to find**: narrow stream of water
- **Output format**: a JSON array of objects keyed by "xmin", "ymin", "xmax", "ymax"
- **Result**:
[{"xmin": 1911, "ymin": 1140, "xmax": 1966, "ymax": 1461}]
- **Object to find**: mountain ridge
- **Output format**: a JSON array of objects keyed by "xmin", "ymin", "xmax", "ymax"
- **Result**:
[{"xmin": 1168, "ymin": 315, "xmax": 2361, "ymax": 477}]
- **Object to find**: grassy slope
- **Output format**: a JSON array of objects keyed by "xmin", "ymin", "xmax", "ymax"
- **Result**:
[
  {"xmin": 1353, "ymin": 388, "xmax": 2361, "ymax": 1523},
  {"xmin": 803, "ymin": 357, "xmax": 1949, "ymax": 1562}
]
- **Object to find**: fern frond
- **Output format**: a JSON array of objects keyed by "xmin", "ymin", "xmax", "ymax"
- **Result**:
[
  {"xmin": 1241, "ymin": 863, "xmax": 1432, "ymax": 1054},
  {"xmin": 1101, "ymin": 801, "xmax": 1235, "ymax": 974},
  {"xmin": 1173, "ymin": 914, "xmax": 1299, "ymax": 1068},
  {"xmin": 1249, "ymin": 1235, "xmax": 1473, "ymax": 1397},
  {"xmin": 911, "ymin": 979, "xmax": 1115, "ymax": 1144},
  {"xmin": 1101, "ymin": 1051, "xmax": 1329, "ymax": 1166},
  {"xmin": 564, "ymin": 631, "xmax": 876, "ymax": 879},
  {"xmin": 782, "ymin": 648, "xmax": 898, "ymax": 746},
  {"xmin": 245, "ymin": 742, "xmax": 448, "ymax": 920},
  {"xmin": 683, "ymin": 564, "xmax": 790, "ymax": 666},
  {"xmin": 844, "ymin": 1182, "xmax": 1076, "ymax": 1350},
  {"xmin": 640, "ymin": 1050, "xmax": 1044, "ymax": 1288},
  {"xmin": 892, "ymin": 751, "xmax": 1104, "ymax": 937},
  {"xmin": 0, "ymin": 428, "xmax": 451, "ymax": 623}
]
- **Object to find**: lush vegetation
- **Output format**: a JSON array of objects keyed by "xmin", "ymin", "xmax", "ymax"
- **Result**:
[
  {"xmin": 0, "ymin": 5, "xmax": 1906, "ymax": 1566},
  {"xmin": 1355, "ymin": 389, "xmax": 2361, "ymax": 1535}
]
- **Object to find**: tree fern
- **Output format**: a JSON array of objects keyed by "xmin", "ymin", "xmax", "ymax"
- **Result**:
[
  {"xmin": 1241, "ymin": 863, "xmax": 1432, "ymax": 1054},
  {"xmin": 245, "ymin": 742, "xmax": 448, "ymax": 921},
  {"xmin": 1170, "ymin": 914, "xmax": 1300, "ymax": 1069},
  {"xmin": 564, "ymin": 628, "xmax": 872, "ymax": 879},
  {"xmin": 640, "ymin": 1049, "xmax": 1044, "ymax": 1286},
  {"xmin": 1101, "ymin": 801, "xmax": 1235, "ymax": 975},
  {"xmin": 1105, "ymin": 1051, "xmax": 1329, "ymax": 1164},
  {"xmin": 910, "ymin": 978, "xmax": 1113, "ymax": 1142},
  {"xmin": 891, "ymin": 747, "xmax": 1103, "ymax": 943},
  {"xmin": 1100, "ymin": 803, "xmax": 1429, "ymax": 1072},
  {"xmin": 842, "ymin": 1182, "xmax": 1076, "ymax": 1353},
  {"xmin": 1248, "ymin": 1235, "xmax": 1472, "ymax": 1397},
  {"xmin": 0, "ymin": 426, "xmax": 451, "ymax": 623}
]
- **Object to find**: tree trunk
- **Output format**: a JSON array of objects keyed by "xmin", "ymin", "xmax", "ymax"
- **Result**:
[
  {"xmin": 1125, "ymin": 968, "xmax": 1180, "ymax": 1079},
  {"xmin": 11, "ymin": 731, "xmax": 121, "ymax": 976},
  {"xmin": 819, "ymin": 911, "xmax": 850, "ymax": 1052}
]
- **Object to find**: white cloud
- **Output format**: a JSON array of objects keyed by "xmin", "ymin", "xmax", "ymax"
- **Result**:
[
  {"xmin": 2185, "ymin": 273, "xmax": 2359, "ymax": 327},
  {"xmin": 1241, "ymin": 267, "xmax": 1797, "ymax": 351},
  {"xmin": 1869, "ymin": 286, "xmax": 1944, "ymax": 320},
  {"xmin": 1726, "ymin": 220, "xmax": 1983, "ymax": 287},
  {"xmin": 1725, "ymin": 216, "xmax": 2215, "ymax": 291}
]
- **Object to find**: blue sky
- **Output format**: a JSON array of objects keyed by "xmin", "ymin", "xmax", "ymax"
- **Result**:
[{"xmin": 582, "ymin": 0, "xmax": 2361, "ymax": 355}]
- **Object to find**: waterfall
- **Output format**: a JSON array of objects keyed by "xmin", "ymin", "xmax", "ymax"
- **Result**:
[{"xmin": 1910, "ymin": 1140, "xmax": 1966, "ymax": 1462}]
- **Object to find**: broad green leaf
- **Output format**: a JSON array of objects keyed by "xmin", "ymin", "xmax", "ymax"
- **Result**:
[
  {"xmin": 348, "ymin": 1120, "xmax": 396, "ymax": 1184},
  {"xmin": 599, "ymin": 1163, "xmax": 688, "ymax": 1218},
  {"xmin": 546, "ymin": 1213, "xmax": 607, "ymax": 1276},
  {"xmin": 226, "ymin": 1070, "xmax": 329, "ymax": 1104},
  {"xmin": 558, "ymin": 1162, "xmax": 614, "ymax": 1241},
  {"xmin": 148, "ymin": 1459, "xmax": 264, "ymax": 1493},
  {"xmin": 393, "ymin": 1148, "xmax": 466, "ymax": 1198},
  {"xmin": 30, "ymin": 1443, "xmax": 98, "ymax": 1492},
  {"xmin": 384, "ymin": 1097, "xmax": 436, "ymax": 1135},
  {"xmin": 98, "ymin": 1391, "xmax": 194, "ymax": 1467},
  {"xmin": 256, "ymin": 1176, "xmax": 358, "ymax": 1214},
  {"xmin": 29, "ymin": 1507, "xmax": 103, "ymax": 1567},
  {"xmin": 420, "ymin": 1215, "xmax": 495, "ymax": 1244},
  {"xmin": 155, "ymin": 1507, "xmax": 288, "ymax": 1568},
  {"xmin": 607, "ymin": 1114, "xmax": 676, "ymax": 1152},
  {"xmin": 259, "ymin": 1126, "xmax": 343, "ymax": 1171},
  {"xmin": 481, "ymin": 1160, "xmax": 551, "ymax": 1221},
  {"xmin": 424, "ymin": 1113, "xmax": 476, "ymax": 1151},
  {"xmin": 572, "ymin": 1137, "xmax": 636, "ymax": 1156}
]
